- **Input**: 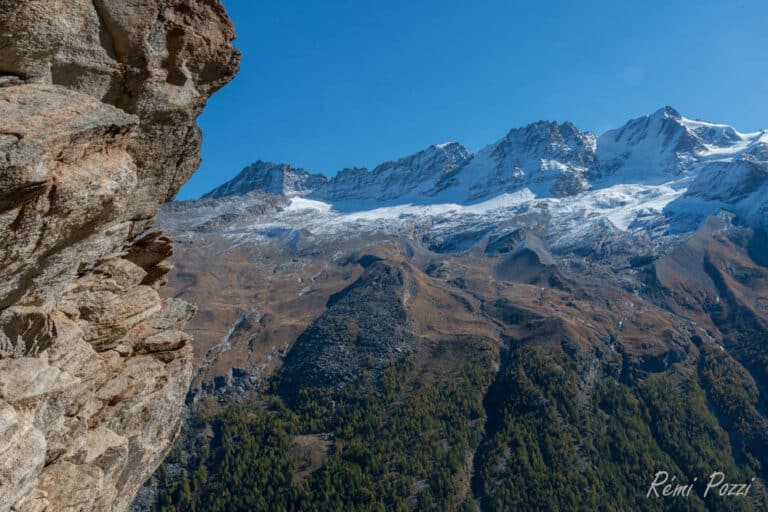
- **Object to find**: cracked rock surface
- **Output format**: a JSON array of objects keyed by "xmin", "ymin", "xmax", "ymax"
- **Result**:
[{"xmin": 0, "ymin": 1, "xmax": 239, "ymax": 510}]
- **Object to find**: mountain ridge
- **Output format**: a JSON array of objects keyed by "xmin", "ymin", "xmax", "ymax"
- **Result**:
[
  {"xmin": 201, "ymin": 107, "xmax": 766, "ymax": 215},
  {"xmin": 183, "ymin": 107, "xmax": 767, "ymax": 243}
]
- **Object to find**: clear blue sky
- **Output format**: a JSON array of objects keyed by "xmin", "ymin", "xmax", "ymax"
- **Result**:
[{"xmin": 177, "ymin": 0, "xmax": 768, "ymax": 199}]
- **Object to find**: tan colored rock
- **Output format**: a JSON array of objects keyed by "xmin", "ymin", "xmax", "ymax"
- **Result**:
[
  {"xmin": 93, "ymin": 258, "xmax": 149, "ymax": 291},
  {"xmin": 137, "ymin": 330, "xmax": 190, "ymax": 355},
  {"xmin": 0, "ymin": 0, "xmax": 240, "ymax": 222},
  {"xmin": 75, "ymin": 285, "xmax": 164, "ymax": 350},
  {"xmin": 123, "ymin": 232, "xmax": 176, "ymax": 288},
  {"xmin": 10, "ymin": 489, "xmax": 49, "ymax": 512},
  {"xmin": 0, "ymin": 0, "xmax": 239, "ymax": 510},
  {"xmin": 0, "ymin": 401, "xmax": 46, "ymax": 512},
  {"xmin": 0, "ymin": 84, "xmax": 139, "ymax": 310},
  {"xmin": 36, "ymin": 462, "xmax": 105, "ymax": 512}
]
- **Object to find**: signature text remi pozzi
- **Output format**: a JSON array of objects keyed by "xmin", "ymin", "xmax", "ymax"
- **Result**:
[{"xmin": 647, "ymin": 471, "xmax": 754, "ymax": 499}]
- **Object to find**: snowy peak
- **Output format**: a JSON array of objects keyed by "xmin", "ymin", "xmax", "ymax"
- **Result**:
[
  {"xmin": 649, "ymin": 105, "xmax": 684, "ymax": 122},
  {"xmin": 599, "ymin": 106, "xmax": 702, "ymax": 166},
  {"xmin": 315, "ymin": 142, "xmax": 473, "ymax": 202},
  {"xmin": 380, "ymin": 141, "xmax": 473, "ymax": 185},
  {"xmin": 431, "ymin": 120, "xmax": 597, "ymax": 201},
  {"xmin": 202, "ymin": 143, "xmax": 474, "ymax": 204},
  {"xmin": 493, "ymin": 120, "xmax": 597, "ymax": 170},
  {"xmin": 202, "ymin": 161, "xmax": 328, "ymax": 199},
  {"xmin": 597, "ymin": 107, "xmax": 715, "ymax": 182},
  {"xmin": 596, "ymin": 106, "xmax": 765, "ymax": 185},
  {"xmin": 177, "ymin": 107, "xmax": 768, "ymax": 256},
  {"xmin": 655, "ymin": 106, "xmax": 746, "ymax": 150},
  {"xmin": 199, "ymin": 108, "xmax": 767, "ymax": 230}
]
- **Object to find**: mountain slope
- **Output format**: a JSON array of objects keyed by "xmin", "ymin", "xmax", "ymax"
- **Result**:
[
  {"xmin": 315, "ymin": 142, "xmax": 473, "ymax": 203},
  {"xmin": 136, "ymin": 107, "xmax": 768, "ymax": 511},
  {"xmin": 433, "ymin": 121, "xmax": 597, "ymax": 200},
  {"xmin": 202, "ymin": 161, "xmax": 327, "ymax": 198},
  {"xmin": 145, "ymin": 209, "xmax": 768, "ymax": 511}
]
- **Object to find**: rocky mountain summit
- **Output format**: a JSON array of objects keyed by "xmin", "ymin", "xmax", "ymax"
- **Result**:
[
  {"xmin": 209, "ymin": 107, "xmax": 768, "ymax": 227},
  {"xmin": 166, "ymin": 109, "xmax": 768, "ymax": 266},
  {"xmin": 314, "ymin": 142, "xmax": 473, "ymax": 202},
  {"xmin": 0, "ymin": 2, "xmax": 238, "ymax": 511},
  {"xmin": 202, "ymin": 161, "xmax": 328, "ymax": 199}
]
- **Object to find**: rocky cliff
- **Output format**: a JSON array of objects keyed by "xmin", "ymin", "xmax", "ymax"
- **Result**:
[{"xmin": 0, "ymin": 1, "xmax": 239, "ymax": 510}]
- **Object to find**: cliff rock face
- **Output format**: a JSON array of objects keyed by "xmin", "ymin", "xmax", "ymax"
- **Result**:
[{"xmin": 0, "ymin": 1, "xmax": 239, "ymax": 510}]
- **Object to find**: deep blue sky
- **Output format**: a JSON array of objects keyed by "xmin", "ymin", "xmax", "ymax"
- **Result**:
[{"xmin": 177, "ymin": 0, "xmax": 768, "ymax": 199}]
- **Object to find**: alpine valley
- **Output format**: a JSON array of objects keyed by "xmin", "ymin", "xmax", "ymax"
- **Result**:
[{"xmin": 136, "ymin": 107, "xmax": 768, "ymax": 511}]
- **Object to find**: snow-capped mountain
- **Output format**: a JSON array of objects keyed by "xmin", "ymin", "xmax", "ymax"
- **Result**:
[
  {"xmin": 179, "ymin": 107, "xmax": 766, "ymax": 250},
  {"xmin": 431, "ymin": 121, "xmax": 597, "ymax": 201},
  {"xmin": 314, "ymin": 142, "xmax": 472, "ymax": 203},
  {"xmin": 202, "ymin": 161, "xmax": 327, "ymax": 199},
  {"xmin": 595, "ymin": 106, "xmax": 704, "ymax": 182},
  {"xmin": 595, "ymin": 106, "xmax": 766, "ymax": 185}
]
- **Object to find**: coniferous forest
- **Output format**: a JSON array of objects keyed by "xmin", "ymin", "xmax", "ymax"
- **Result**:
[{"xmin": 152, "ymin": 335, "xmax": 766, "ymax": 512}]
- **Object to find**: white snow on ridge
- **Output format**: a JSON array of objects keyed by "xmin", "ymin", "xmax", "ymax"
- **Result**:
[
  {"xmin": 675, "ymin": 114, "xmax": 766, "ymax": 161},
  {"xmin": 696, "ymin": 130, "xmax": 765, "ymax": 159},
  {"xmin": 281, "ymin": 189, "xmax": 536, "ymax": 225},
  {"xmin": 285, "ymin": 197, "xmax": 333, "ymax": 213},
  {"xmin": 271, "ymin": 183, "xmax": 680, "ymax": 235},
  {"xmin": 588, "ymin": 184, "xmax": 684, "ymax": 231},
  {"xmin": 171, "ymin": 106, "xmax": 768, "ymax": 248}
]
